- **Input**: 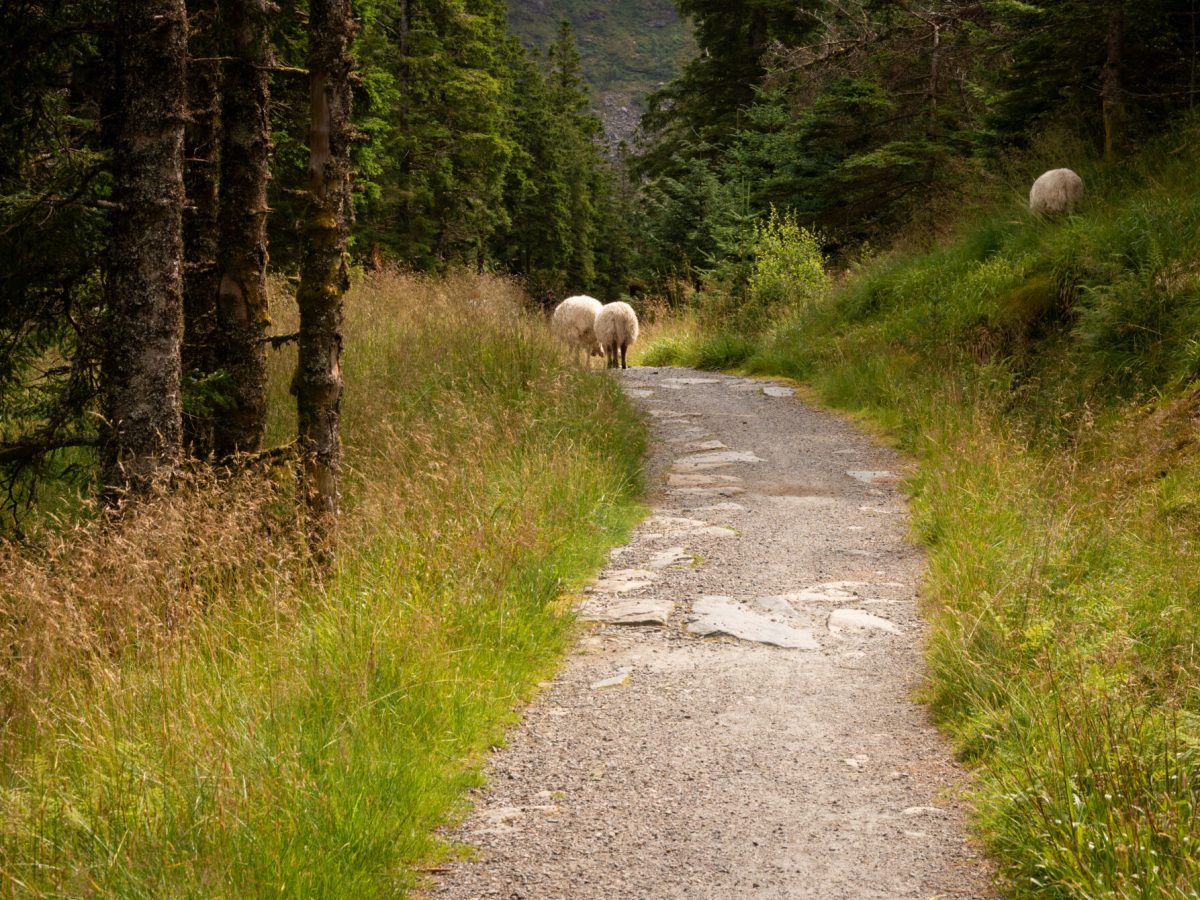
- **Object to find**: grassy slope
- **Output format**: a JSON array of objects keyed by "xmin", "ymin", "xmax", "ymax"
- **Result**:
[
  {"xmin": 641, "ymin": 125, "xmax": 1200, "ymax": 896},
  {"xmin": 0, "ymin": 273, "xmax": 645, "ymax": 895}
]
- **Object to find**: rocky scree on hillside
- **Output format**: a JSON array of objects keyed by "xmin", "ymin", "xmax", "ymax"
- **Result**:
[{"xmin": 507, "ymin": 0, "xmax": 694, "ymax": 144}]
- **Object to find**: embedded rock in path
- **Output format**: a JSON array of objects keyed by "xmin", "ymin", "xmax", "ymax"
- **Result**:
[
  {"xmin": 627, "ymin": 388, "xmax": 654, "ymax": 398},
  {"xmin": 644, "ymin": 514, "xmax": 708, "ymax": 530},
  {"xmin": 578, "ymin": 596, "xmax": 675, "ymax": 626},
  {"xmin": 648, "ymin": 409, "xmax": 692, "ymax": 419},
  {"xmin": 847, "ymin": 470, "xmax": 901, "ymax": 484},
  {"xmin": 647, "ymin": 546, "xmax": 693, "ymax": 569},
  {"xmin": 669, "ymin": 485, "xmax": 747, "ymax": 497},
  {"xmin": 769, "ymin": 584, "xmax": 863, "ymax": 605},
  {"xmin": 763, "ymin": 385, "xmax": 794, "ymax": 397},
  {"xmin": 661, "ymin": 377, "xmax": 720, "ymax": 387},
  {"xmin": 684, "ymin": 439, "xmax": 726, "ymax": 452},
  {"xmin": 675, "ymin": 449, "xmax": 765, "ymax": 467},
  {"xmin": 667, "ymin": 473, "xmax": 742, "ymax": 488},
  {"xmin": 674, "ymin": 501, "xmax": 746, "ymax": 514},
  {"xmin": 828, "ymin": 608, "xmax": 901, "ymax": 635},
  {"xmin": 475, "ymin": 805, "xmax": 558, "ymax": 835},
  {"xmin": 588, "ymin": 569, "xmax": 657, "ymax": 594},
  {"xmin": 672, "ymin": 459, "xmax": 736, "ymax": 473},
  {"xmin": 693, "ymin": 525, "xmax": 737, "ymax": 538},
  {"xmin": 590, "ymin": 669, "xmax": 632, "ymax": 690},
  {"xmin": 687, "ymin": 596, "xmax": 820, "ymax": 649}
]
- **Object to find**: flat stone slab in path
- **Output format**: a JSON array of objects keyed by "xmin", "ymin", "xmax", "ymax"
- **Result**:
[
  {"xmin": 434, "ymin": 368, "xmax": 995, "ymax": 899},
  {"xmin": 687, "ymin": 595, "xmax": 820, "ymax": 649},
  {"xmin": 587, "ymin": 568, "xmax": 657, "ymax": 594},
  {"xmin": 577, "ymin": 596, "xmax": 675, "ymax": 626}
]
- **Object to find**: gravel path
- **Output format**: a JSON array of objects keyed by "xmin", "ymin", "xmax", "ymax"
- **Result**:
[{"xmin": 432, "ymin": 368, "xmax": 995, "ymax": 899}]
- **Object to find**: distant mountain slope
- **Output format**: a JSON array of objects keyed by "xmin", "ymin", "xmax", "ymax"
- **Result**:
[{"xmin": 507, "ymin": 0, "xmax": 693, "ymax": 143}]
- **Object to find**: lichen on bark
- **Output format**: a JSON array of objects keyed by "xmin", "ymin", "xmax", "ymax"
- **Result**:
[
  {"xmin": 102, "ymin": 0, "xmax": 189, "ymax": 492},
  {"xmin": 294, "ymin": 0, "xmax": 355, "ymax": 549}
]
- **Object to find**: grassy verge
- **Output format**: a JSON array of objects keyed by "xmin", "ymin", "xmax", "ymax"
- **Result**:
[
  {"xmin": 0, "ymin": 271, "xmax": 645, "ymax": 895},
  {"xmin": 641, "ymin": 125, "xmax": 1200, "ymax": 896}
]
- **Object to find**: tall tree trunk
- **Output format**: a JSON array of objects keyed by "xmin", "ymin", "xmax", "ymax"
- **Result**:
[
  {"xmin": 925, "ymin": 18, "xmax": 941, "ymax": 187},
  {"xmin": 1102, "ymin": 4, "xmax": 1124, "ymax": 159},
  {"xmin": 295, "ymin": 0, "xmax": 354, "ymax": 548},
  {"xmin": 213, "ymin": 0, "xmax": 274, "ymax": 457},
  {"xmin": 103, "ymin": 0, "xmax": 188, "ymax": 492},
  {"xmin": 182, "ymin": 0, "xmax": 222, "ymax": 457}
]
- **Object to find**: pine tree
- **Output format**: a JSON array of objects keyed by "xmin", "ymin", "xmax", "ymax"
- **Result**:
[
  {"xmin": 212, "ymin": 0, "xmax": 274, "ymax": 457},
  {"xmin": 102, "ymin": 0, "xmax": 189, "ymax": 491},
  {"xmin": 182, "ymin": 0, "xmax": 223, "ymax": 455},
  {"xmin": 355, "ymin": 0, "xmax": 516, "ymax": 269},
  {"xmin": 295, "ymin": 0, "xmax": 354, "ymax": 545},
  {"xmin": 987, "ymin": 0, "xmax": 1197, "ymax": 147},
  {"xmin": 640, "ymin": 0, "xmax": 817, "ymax": 177},
  {"xmin": 0, "ymin": 1, "xmax": 111, "ymax": 516}
]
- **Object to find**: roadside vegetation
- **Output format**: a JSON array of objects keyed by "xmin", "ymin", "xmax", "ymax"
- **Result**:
[
  {"xmin": 638, "ymin": 123, "xmax": 1200, "ymax": 895},
  {"xmin": 0, "ymin": 272, "xmax": 645, "ymax": 895}
]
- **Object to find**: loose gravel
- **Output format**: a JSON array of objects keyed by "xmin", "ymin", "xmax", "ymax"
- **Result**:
[{"xmin": 431, "ymin": 368, "xmax": 995, "ymax": 899}]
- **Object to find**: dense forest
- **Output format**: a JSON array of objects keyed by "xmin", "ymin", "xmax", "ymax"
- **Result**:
[
  {"xmin": 6, "ymin": 0, "xmax": 1199, "ymax": 531},
  {"xmin": 0, "ymin": 0, "xmax": 622, "ymax": 531}
]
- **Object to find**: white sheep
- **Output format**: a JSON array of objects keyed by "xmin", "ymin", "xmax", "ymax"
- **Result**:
[
  {"xmin": 551, "ymin": 295, "xmax": 604, "ymax": 366},
  {"xmin": 595, "ymin": 301, "xmax": 639, "ymax": 370},
  {"xmin": 1030, "ymin": 168, "xmax": 1084, "ymax": 216}
]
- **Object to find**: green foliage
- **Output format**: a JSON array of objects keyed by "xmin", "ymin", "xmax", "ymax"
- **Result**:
[
  {"xmin": 744, "ymin": 210, "xmax": 828, "ymax": 323},
  {"xmin": 354, "ymin": 0, "xmax": 517, "ymax": 269},
  {"xmin": 639, "ymin": 0, "xmax": 816, "ymax": 172},
  {"xmin": 0, "ymin": 0, "xmax": 110, "ymax": 517},
  {"xmin": 636, "ymin": 153, "xmax": 750, "ymax": 284},
  {"xmin": 987, "ymin": 1, "xmax": 1200, "ymax": 146}
]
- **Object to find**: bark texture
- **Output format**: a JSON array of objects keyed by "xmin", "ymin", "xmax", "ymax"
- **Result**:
[
  {"xmin": 213, "ymin": 0, "xmax": 274, "ymax": 457},
  {"xmin": 1103, "ymin": 4, "xmax": 1125, "ymax": 159},
  {"xmin": 182, "ymin": 0, "xmax": 222, "ymax": 456},
  {"xmin": 295, "ymin": 0, "xmax": 354, "ymax": 545},
  {"xmin": 103, "ymin": 0, "xmax": 188, "ymax": 491}
]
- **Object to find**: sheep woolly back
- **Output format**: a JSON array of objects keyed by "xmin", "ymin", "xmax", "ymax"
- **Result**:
[
  {"xmin": 551, "ymin": 295, "xmax": 603, "ymax": 351},
  {"xmin": 1029, "ymin": 168, "xmax": 1084, "ymax": 215},
  {"xmin": 595, "ymin": 301, "xmax": 640, "ymax": 347}
]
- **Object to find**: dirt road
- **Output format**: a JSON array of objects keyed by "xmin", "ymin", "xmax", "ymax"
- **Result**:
[{"xmin": 433, "ymin": 368, "xmax": 994, "ymax": 899}]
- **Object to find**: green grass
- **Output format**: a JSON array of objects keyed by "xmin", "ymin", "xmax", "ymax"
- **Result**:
[
  {"xmin": 640, "ymin": 120, "xmax": 1200, "ymax": 896},
  {"xmin": 0, "ymin": 272, "xmax": 646, "ymax": 895}
]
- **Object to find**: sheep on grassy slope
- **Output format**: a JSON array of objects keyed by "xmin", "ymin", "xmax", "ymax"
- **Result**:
[
  {"xmin": 551, "ymin": 295, "xmax": 603, "ymax": 365},
  {"xmin": 595, "ymin": 301, "xmax": 639, "ymax": 370},
  {"xmin": 1030, "ymin": 168, "xmax": 1084, "ymax": 216}
]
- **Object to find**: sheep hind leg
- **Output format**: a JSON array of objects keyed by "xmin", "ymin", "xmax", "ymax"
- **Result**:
[{"xmin": 620, "ymin": 343, "xmax": 628, "ymax": 369}]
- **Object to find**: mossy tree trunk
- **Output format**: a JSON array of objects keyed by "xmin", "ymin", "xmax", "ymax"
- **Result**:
[
  {"xmin": 102, "ymin": 0, "xmax": 188, "ymax": 492},
  {"xmin": 1103, "ymin": 4, "xmax": 1125, "ymax": 159},
  {"xmin": 182, "ymin": 0, "xmax": 222, "ymax": 456},
  {"xmin": 212, "ymin": 0, "xmax": 274, "ymax": 457},
  {"xmin": 295, "ymin": 0, "xmax": 354, "ymax": 548}
]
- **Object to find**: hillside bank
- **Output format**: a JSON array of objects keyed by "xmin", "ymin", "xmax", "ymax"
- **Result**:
[{"xmin": 641, "ymin": 125, "xmax": 1200, "ymax": 896}]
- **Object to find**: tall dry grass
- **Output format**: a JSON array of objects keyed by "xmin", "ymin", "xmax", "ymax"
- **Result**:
[
  {"xmin": 0, "ymin": 467, "xmax": 306, "ymax": 738},
  {"xmin": 0, "ymin": 270, "xmax": 645, "ymax": 895}
]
